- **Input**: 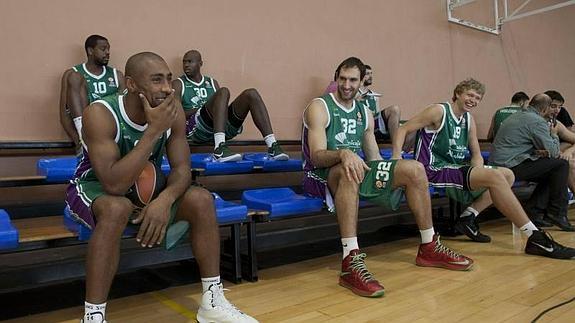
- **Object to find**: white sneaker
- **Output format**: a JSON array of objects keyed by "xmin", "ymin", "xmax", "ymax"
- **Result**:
[
  {"xmin": 196, "ymin": 284, "xmax": 258, "ymax": 323},
  {"xmin": 80, "ymin": 319, "xmax": 107, "ymax": 323}
]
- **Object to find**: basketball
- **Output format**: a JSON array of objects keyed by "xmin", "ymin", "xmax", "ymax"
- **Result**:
[{"xmin": 126, "ymin": 161, "xmax": 166, "ymax": 208}]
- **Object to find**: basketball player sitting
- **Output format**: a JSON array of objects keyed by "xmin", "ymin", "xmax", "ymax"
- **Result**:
[
  {"xmin": 59, "ymin": 35, "xmax": 125, "ymax": 153},
  {"xmin": 172, "ymin": 49, "xmax": 289, "ymax": 162},
  {"xmin": 302, "ymin": 57, "xmax": 472, "ymax": 298},
  {"xmin": 392, "ymin": 78, "xmax": 575, "ymax": 259},
  {"xmin": 66, "ymin": 52, "xmax": 257, "ymax": 323}
]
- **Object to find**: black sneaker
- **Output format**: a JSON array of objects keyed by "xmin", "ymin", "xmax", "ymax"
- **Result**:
[
  {"xmin": 454, "ymin": 215, "xmax": 491, "ymax": 243},
  {"xmin": 525, "ymin": 230, "xmax": 575, "ymax": 259},
  {"xmin": 213, "ymin": 143, "xmax": 242, "ymax": 162},
  {"xmin": 268, "ymin": 142, "xmax": 289, "ymax": 161},
  {"xmin": 545, "ymin": 214, "xmax": 575, "ymax": 232}
]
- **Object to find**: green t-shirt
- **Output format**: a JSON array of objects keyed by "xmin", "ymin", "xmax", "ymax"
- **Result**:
[{"xmin": 492, "ymin": 106, "xmax": 522, "ymax": 138}]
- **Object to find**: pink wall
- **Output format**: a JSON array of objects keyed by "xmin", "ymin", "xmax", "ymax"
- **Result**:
[{"xmin": 0, "ymin": 0, "xmax": 573, "ymax": 140}]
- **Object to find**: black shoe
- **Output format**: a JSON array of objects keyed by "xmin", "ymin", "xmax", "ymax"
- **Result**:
[
  {"xmin": 545, "ymin": 214, "xmax": 575, "ymax": 232},
  {"xmin": 525, "ymin": 230, "xmax": 575, "ymax": 259},
  {"xmin": 454, "ymin": 216, "xmax": 491, "ymax": 243}
]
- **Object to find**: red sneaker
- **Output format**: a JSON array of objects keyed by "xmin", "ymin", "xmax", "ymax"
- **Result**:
[
  {"xmin": 339, "ymin": 250, "xmax": 385, "ymax": 297},
  {"xmin": 416, "ymin": 234, "xmax": 473, "ymax": 271}
]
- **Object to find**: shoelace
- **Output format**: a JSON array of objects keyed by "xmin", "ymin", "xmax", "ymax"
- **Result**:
[
  {"xmin": 433, "ymin": 237, "xmax": 463, "ymax": 259},
  {"xmin": 211, "ymin": 288, "xmax": 245, "ymax": 317},
  {"xmin": 540, "ymin": 230, "xmax": 561, "ymax": 249},
  {"xmin": 349, "ymin": 253, "xmax": 374, "ymax": 283}
]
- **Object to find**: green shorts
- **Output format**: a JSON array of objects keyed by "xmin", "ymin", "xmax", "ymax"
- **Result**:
[
  {"xmin": 186, "ymin": 108, "xmax": 243, "ymax": 143},
  {"xmin": 66, "ymin": 179, "xmax": 189, "ymax": 250},
  {"xmin": 359, "ymin": 160, "xmax": 404, "ymax": 211}
]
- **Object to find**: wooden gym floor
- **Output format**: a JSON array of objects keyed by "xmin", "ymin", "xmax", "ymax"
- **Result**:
[{"xmin": 5, "ymin": 212, "xmax": 575, "ymax": 323}]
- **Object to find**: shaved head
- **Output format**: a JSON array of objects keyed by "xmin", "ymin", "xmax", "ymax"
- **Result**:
[
  {"xmin": 184, "ymin": 49, "xmax": 202, "ymax": 61},
  {"xmin": 125, "ymin": 52, "xmax": 167, "ymax": 80}
]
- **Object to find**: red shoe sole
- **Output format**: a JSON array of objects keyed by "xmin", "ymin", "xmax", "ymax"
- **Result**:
[
  {"xmin": 415, "ymin": 258, "xmax": 474, "ymax": 271},
  {"xmin": 339, "ymin": 279, "xmax": 385, "ymax": 298}
]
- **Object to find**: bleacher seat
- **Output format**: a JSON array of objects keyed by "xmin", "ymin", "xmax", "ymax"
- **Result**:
[
  {"xmin": 37, "ymin": 157, "xmax": 77, "ymax": 183},
  {"xmin": 242, "ymin": 153, "xmax": 302, "ymax": 172},
  {"xmin": 0, "ymin": 209, "xmax": 19, "ymax": 249},
  {"xmin": 241, "ymin": 188, "xmax": 323, "ymax": 219},
  {"xmin": 64, "ymin": 206, "xmax": 136, "ymax": 241},
  {"xmin": 213, "ymin": 193, "xmax": 249, "ymax": 223},
  {"xmin": 191, "ymin": 153, "xmax": 254, "ymax": 175},
  {"xmin": 63, "ymin": 193, "xmax": 249, "ymax": 241}
]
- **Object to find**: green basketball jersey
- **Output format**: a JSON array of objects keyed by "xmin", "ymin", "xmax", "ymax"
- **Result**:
[
  {"xmin": 322, "ymin": 93, "xmax": 369, "ymax": 153},
  {"xmin": 427, "ymin": 102, "xmax": 470, "ymax": 168},
  {"xmin": 303, "ymin": 93, "xmax": 369, "ymax": 181},
  {"xmin": 493, "ymin": 106, "xmax": 522, "ymax": 138},
  {"xmin": 75, "ymin": 94, "xmax": 168, "ymax": 184},
  {"xmin": 72, "ymin": 63, "xmax": 120, "ymax": 104},
  {"xmin": 365, "ymin": 95, "xmax": 379, "ymax": 115},
  {"xmin": 177, "ymin": 75, "xmax": 218, "ymax": 112}
]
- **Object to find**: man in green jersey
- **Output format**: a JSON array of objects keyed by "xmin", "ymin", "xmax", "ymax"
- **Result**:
[
  {"xmin": 303, "ymin": 57, "xmax": 472, "ymax": 298},
  {"xmin": 486, "ymin": 91, "xmax": 529, "ymax": 141},
  {"xmin": 67, "ymin": 52, "xmax": 257, "ymax": 323},
  {"xmin": 392, "ymin": 78, "xmax": 575, "ymax": 260},
  {"xmin": 173, "ymin": 49, "xmax": 288, "ymax": 162},
  {"xmin": 59, "ymin": 35, "xmax": 125, "ymax": 150}
]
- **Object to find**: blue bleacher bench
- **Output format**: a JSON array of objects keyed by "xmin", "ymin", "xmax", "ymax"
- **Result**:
[
  {"xmin": 241, "ymin": 187, "xmax": 323, "ymax": 219},
  {"xmin": 242, "ymin": 153, "xmax": 302, "ymax": 172},
  {"xmin": 191, "ymin": 153, "xmax": 255, "ymax": 175},
  {"xmin": 0, "ymin": 209, "xmax": 19, "ymax": 249},
  {"xmin": 37, "ymin": 157, "xmax": 77, "ymax": 183},
  {"xmin": 64, "ymin": 193, "xmax": 249, "ymax": 241}
]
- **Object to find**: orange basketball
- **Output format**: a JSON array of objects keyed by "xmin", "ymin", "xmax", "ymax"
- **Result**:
[{"xmin": 126, "ymin": 161, "xmax": 166, "ymax": 208}]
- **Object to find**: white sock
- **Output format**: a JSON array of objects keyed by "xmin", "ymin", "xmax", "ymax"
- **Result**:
[
  {"xmin": 201, "ymin": 276, "xmax": 221, "ymax": 293},
  {"xmin": 84, "ymin": 301, "xmax": 106, "ymax": 323},
  {"xmin": 264, "ymin": 134, "xmax": 277, "ymax": 148},
  {"xmin": 341, "ymin": 237, "xmax": 359, "ymax": 259},
  {"xmin": 420, "ymin": 227, "xmax": 435, "ymax": 244},
  {"xmin": 519, "ymin": 222, "xmax": 538, "ymax": 238},
  {"xmin": 460, "ymin": 206, "xmax": 479, "ymax": 218},
  {"xmin": 214, "ymin": 132, "xmax": 226, "ymax": 149}
]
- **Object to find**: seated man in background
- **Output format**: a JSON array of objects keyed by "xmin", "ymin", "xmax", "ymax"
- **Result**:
[
  {"xmin": 392, "ymin": 78, "xmax": 575, "ymax": 259},
  {"xmin": 67, "ymin": 52, "xmax": 256, "ymax": 323},
  {"xmin": 490, "ymin": 93, "xmax": 573, "ymax": 231},
  {"xmin": 172, "ymin": 49, "xmax": 288, "ymax": 162},
  {"xmin": 59, "ymin": 34, "xmax": 125, "ymax": 152},
  {"xmin": 546, "ymin": 90, "xmax": 574, "ymax": 134},
  {"xmin": 303, "ymin": 57, "xmax": 473, "ymax": 298},
  {"xmin": 486, "ymin": 91, "xmax": 529, "ymax": 141}
]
